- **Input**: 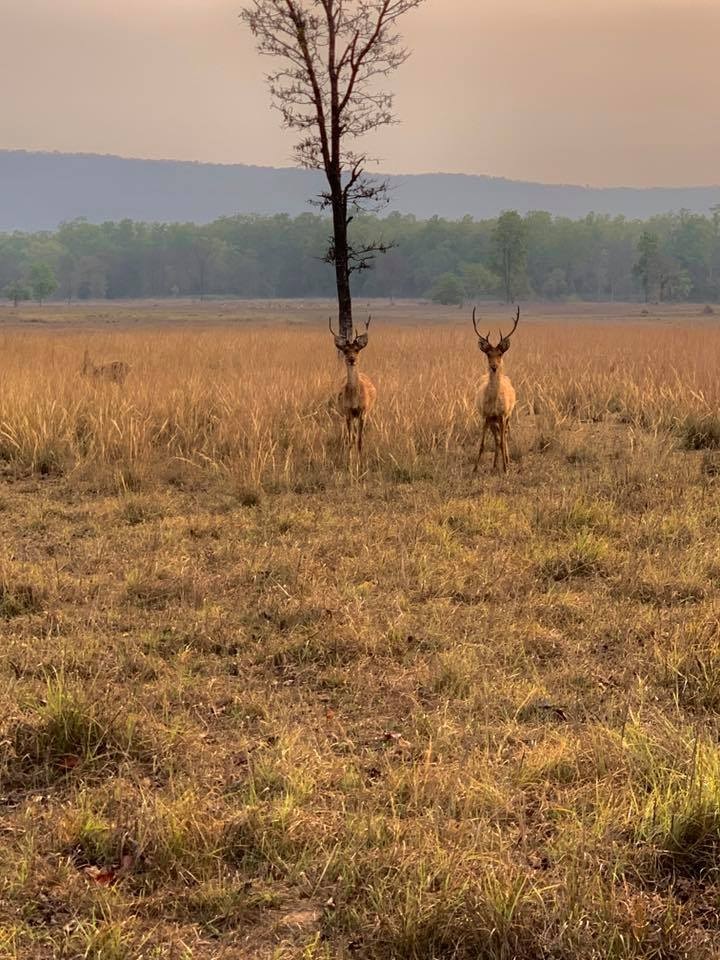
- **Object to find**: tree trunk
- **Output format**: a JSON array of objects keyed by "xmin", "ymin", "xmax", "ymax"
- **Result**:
[
  {"xmin": 330, "ymin": 181, "xmax": 353, "ymax": 340},
  {"xmin": 504, "ymin": 249, "xmax": 512, "ymax": 303}
]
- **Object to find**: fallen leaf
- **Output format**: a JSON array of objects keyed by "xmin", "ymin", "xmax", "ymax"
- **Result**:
[{"xmin": 83, "ymin": 865, "xmax": 117, "ymax": 886}]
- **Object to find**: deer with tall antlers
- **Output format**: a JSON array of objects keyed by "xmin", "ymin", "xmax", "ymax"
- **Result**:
[
  {"xmin": 330, "ymin": 316, "xmax": 377, "ymax": 457},
  {"xmin": 472, "ymin": 306, "xmax": 519, "ymax": 474},
  {"xmin": 81, "ymin": 349, "xmax": 131, "ymax": 386}
]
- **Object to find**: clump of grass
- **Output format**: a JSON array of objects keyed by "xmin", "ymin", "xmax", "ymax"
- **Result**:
[
  {"xmin": 656, "ymin": 622, "xmax": 720, "ymax": 711},
  {"xmin": 114, "ymin": 466, "xmax": 145, "ymax": 493},
  {"xmin": 535, "ymin": 497, "xmax": 613, "ymax": 535},
  {"xmin": 58, "ymin": 920, "xmax": 134, "ymax": 960},
  {"xmin": 12, "ymin": 677, "xmax": 152, "ymax": 773},
  {"xmin": 539, "ymin": 532, "xmax": 609, "ymax": 582},
  {"xmin": 634, "ymin": 738, "xmax": 720, "ymax": 881},
  {"xmin": 387, "ymin": 462, "xmax": 430, "ymax": 484},
  {"xmin": 680, "ymin": 413, "xmax": 720, "ymax": 450},
  {"xmin": 223, "ymin": 802, "xmax": 319, "ymax": 881},
  {"xmin": 160, "ymin": 878, "xmax": 279, "ymax": 933},
  {"xmin": 117, "ymin": 493, "xmax": 163, "ymax": 525},
  {"xmin": 38, "ymin": 445, "xmax": 67, "ymax": 476},
  {"xmin": 236, "ymin": 484, "xmax": 263, "ymax": 507},
  {"xmin": 65, "ymin": 807, "xmax": 124, "ymax": 868},
  {"xmin": 427, "ymin": 648, "xmax": 476, "ymax": 699},
  {"xmin": 0, "ymin": 576, "xmax": 45, "ymax": 618},
  {"xmin": 565, "ymin": 444, "xmax": 599, "ymax": 464},
  {"xmin": 270, "ymin": 632, "xmax": 361, "ymax": 670},
  {"xmin": 623, "ymin": 575, "xmax": 706, "ymax": 607},
  {"xmin": 344, "ymin": 858, "xmax": 538, "ymax": 960},
  {"xmin": 124, "ymin": 565, "xmax": 204, "ymax": 609},
  {"xmin": 701, "ymin": 452, "xmax": 720, "ymax": 477},
  {"xmin": 532, "ymin": 425, "xmax": 561, "ymax": 453}
]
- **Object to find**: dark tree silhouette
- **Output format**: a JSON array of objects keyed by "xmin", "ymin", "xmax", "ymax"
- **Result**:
[
  {"xmin": 633, "ymin": 231, "xmax": 661, "ymax": 303},
  {"xmin": 240, "ymin": 0, "xmax": 424, "ymax": 338},
  {"xmin": 491, "ymin": 211, "xmax": 527, "ymax": 304}
]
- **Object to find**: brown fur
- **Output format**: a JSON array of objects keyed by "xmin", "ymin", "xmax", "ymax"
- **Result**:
[
  {"xmin": 330, "ymin": 319, "xmax": 377, "ymax": 458},
  {"xmin": 82, "ymin": 349, "xmax": 131, "ymax": 385},
  {"xmin": 472, "ymin": 308, "xmax": 519, "ymax": 474}
]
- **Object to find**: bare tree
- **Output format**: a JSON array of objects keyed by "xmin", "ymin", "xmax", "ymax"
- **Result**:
[{"xmin": 240, "ymin": 0, "xmax": 424, "ymax": 339}]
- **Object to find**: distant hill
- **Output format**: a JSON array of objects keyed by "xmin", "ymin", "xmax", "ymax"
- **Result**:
[{"xmin": 2, "ymin": 150, "xmax": 720, "ymax": 231}]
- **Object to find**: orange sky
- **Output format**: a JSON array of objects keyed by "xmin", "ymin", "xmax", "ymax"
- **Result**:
[{"xmin": 2, "ymin": 0, "xmax": 718, "ymax": 187}]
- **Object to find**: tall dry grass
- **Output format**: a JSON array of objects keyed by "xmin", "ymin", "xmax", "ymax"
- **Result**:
[
  {"xmin": 5, "ymin": 312, "xmax": 720, "ymax": 957},
  {"xmin": 0, "ymin": 322, "xmax": 719, "ymax": 481}
]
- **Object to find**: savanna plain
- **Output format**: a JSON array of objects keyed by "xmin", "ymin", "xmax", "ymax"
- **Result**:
[{"xmin": 3, "ymin": 300, "xmax": 720, "ymax": 959}]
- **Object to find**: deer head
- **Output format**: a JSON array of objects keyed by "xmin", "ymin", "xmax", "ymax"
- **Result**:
[
  {"xmin": 329, "ymin": 316, "xmax": 371, "ymax": 367},
  {"xmin": 472, "ymin": 306, "xmax": 520, "ymax": 372}
]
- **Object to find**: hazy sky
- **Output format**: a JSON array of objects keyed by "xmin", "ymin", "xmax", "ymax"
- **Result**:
[{"xmin": 2, "ymin": 0, "xmax": 718, "ymax": 187}]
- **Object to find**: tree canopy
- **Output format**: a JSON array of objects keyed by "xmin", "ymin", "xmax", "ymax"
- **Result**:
[{"xmin": 1, "ymin": 208, "xmax": 719, "ymax": 304}]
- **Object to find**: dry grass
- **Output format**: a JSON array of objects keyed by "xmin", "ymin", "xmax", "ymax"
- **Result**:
[
  {"xmin": 0, "ymin": 306, "xmax": 719, "ymax": 482},
  {"xmin": 1, "ymin": 303, "xmax": 720, "ymax": 958}
]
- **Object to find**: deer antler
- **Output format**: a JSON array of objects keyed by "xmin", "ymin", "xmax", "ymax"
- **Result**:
[
  {"xmin": 472, "ymin": 307, "xmax": 492, "ymax": 349},
  {"xmin": 329, "ymin": 316, "xmax": 337, "ymax": 337},
  {"xmin": 503, "ymin": 306, "xmax": 520, "ymax": 341},
  {"xmin": 352, "ymin": 316, "xmax": 372, "ymax": 341},
  {"xmin": 498, "ymin": 306, "xmax": 520, "ymax": 353}
]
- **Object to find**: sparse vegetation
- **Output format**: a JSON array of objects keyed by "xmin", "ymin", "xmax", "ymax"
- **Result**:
[{"xmin": 2, "ymin": 302, "xmax": 720, "ymax": 957}]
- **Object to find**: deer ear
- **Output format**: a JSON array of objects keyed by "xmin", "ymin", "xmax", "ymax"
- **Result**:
[
  {"xmin": 477, "ymin": 340, "xmax": 491, "ymax": 355},
  {"xmin": 354, "ymin": 333, "xmax": 369, "ymax": 350},
  {"xmin": 333, "ymin": 335, "xmax": 347, "ymax": 350},
  {"xmin": 498, "ymin": 338, "xmax": 511, "ymax": 354}
]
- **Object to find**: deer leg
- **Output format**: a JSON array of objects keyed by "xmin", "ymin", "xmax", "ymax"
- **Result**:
[
  {"xmin": 500, "ymin": 418, "xmax": 509, "ymax": 473},
  {"xmin": 357, "ymin": 415, "xmax": 365, "ymax": 457},
  {"xmin": 473, "ymin": 421, "xmax": 488, "ymax": 474},
  {"xmin": 492, "ymin": 422, "xmax": 501, "ymax": 471}
]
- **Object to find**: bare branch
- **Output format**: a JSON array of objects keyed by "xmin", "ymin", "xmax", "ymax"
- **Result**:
[{"xmin": 240, "ymin": 0, "xmax": 424, "ymax": 338}]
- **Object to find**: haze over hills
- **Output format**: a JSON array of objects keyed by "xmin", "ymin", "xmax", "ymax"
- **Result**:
[{"xmin": 2, "ymin": 150, "xmax": 720, "ymax": 232}]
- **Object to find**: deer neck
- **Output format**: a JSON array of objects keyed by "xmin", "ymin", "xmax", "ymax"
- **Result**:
[
  {"xmin": 485, "ymin": 366, "xmax": 503, "ymax": 391},
  {"xmin": 345, "ymin": 363, "xmax": 360, "ymax": 391}
]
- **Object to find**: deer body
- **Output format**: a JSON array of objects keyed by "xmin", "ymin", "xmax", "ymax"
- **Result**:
[
  {"xmin": 472, "ymin": 307, "xmax": 519, "ymax": 474},
  {"xmin": 330, "ymin": 317, "xmax": 376, "ymax": 457},
  {"xmin": 82, "ymin": 349, "xmax": 131, "ymax": 385}
]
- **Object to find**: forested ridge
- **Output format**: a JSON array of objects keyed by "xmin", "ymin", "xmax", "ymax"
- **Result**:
[
  {"xmin": 3, "ymin": 208, "xmax": 720, "ymax": 304},
  {"xmin": 3, "ymin": 151, "xmax": 720, "ymax": 232}
]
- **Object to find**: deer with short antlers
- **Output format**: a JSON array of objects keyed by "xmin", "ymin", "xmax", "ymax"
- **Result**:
[
  {"xmin": 472, "ymin": 306, "xmax": 519, "ymax": 474},
  {"xmin": 81, "ymin": 349, "xmax": 131, "ymax": 386},
  {"xmin": 329, "ymin": 316, "xmax": 377, "ymax": 457}
]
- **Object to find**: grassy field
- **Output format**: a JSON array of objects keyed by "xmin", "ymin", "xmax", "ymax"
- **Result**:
[{"xmin": 2, "ymin": 300, "xmax": 720, "ymax": 959}]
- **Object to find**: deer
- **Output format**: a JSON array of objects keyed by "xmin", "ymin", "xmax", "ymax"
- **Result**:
[
  {"xmin": 329, "ymin": 316, "xmax": 377, "ymax": 458},
  {"xmin": 81, "ymin": 348, "xmax": 131, "ymax": 386},
  {"xmin": 472, "ymin": 306, "xmax": 519, "ymax": 474}
]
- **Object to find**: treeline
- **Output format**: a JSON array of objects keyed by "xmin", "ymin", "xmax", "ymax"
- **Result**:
[{"xmin": 2, "ymin": 208, "xmax": 720, "ymax": 304}]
